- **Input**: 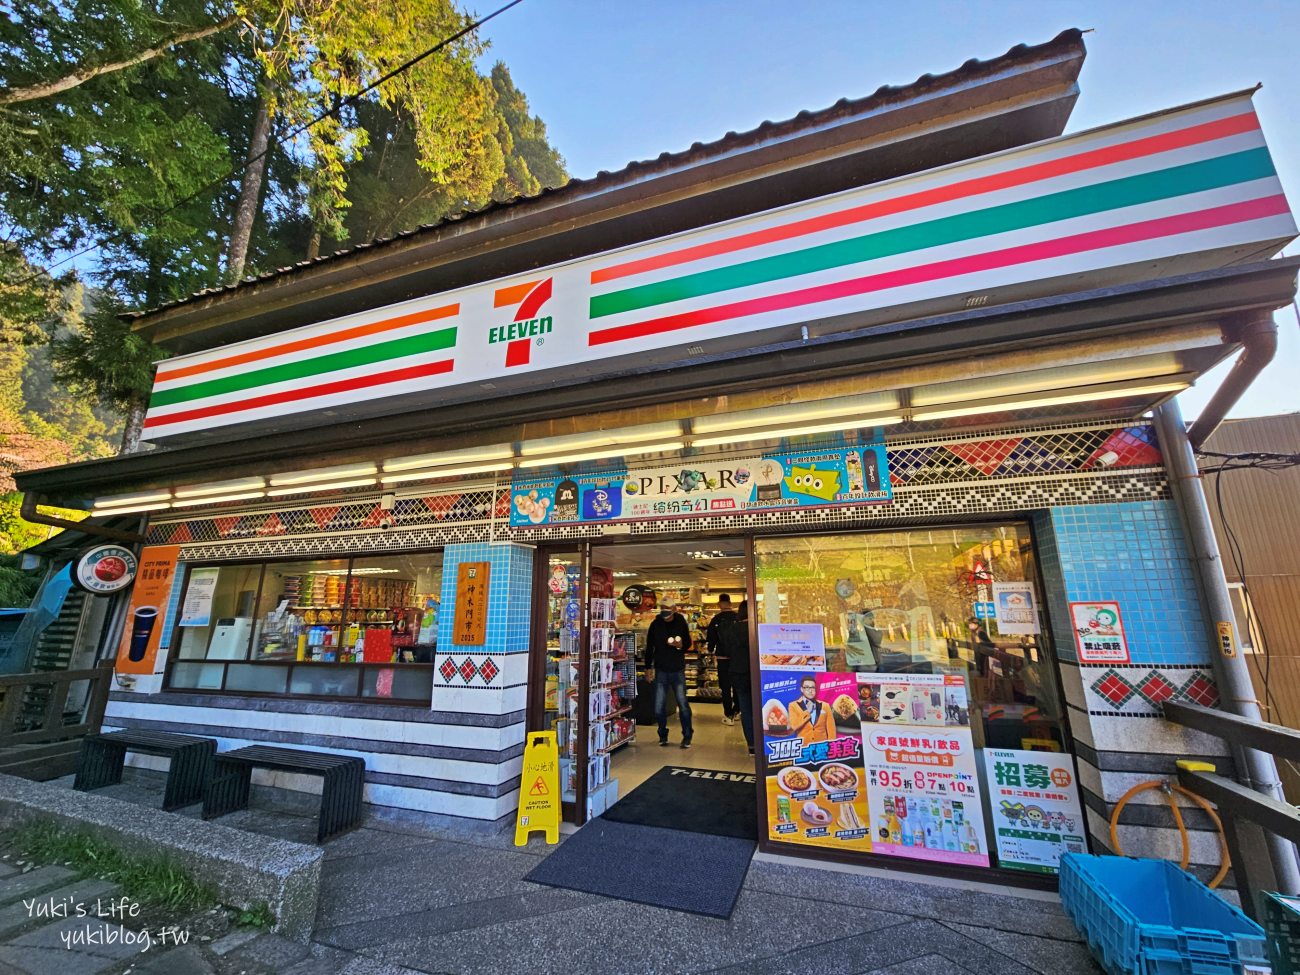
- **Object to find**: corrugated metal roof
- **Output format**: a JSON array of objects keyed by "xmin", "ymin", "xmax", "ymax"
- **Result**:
[{"xmin": 126, "ymin": 28, "xmax": 1085, "ymax": 324}]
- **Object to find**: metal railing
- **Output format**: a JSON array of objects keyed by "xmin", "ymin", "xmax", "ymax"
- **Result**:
[
  {"xmin": 1163, "ymin": 700, "xmax": 1300, "ymax": 920},
  {"xmin": 0, "ymin": 663, "xmax": 113, "ymax": 747}
]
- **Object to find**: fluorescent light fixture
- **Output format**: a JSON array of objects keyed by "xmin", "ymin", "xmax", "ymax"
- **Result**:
[
  {"xmin": 516, "ymin": 440, "xmax": 685, "ymax": 469},
  {"xmin": 90, "ymin": 501, "xmax": 172, "ymax": 515},
  {"xmin": 518, "ymin": 421, "xmax": 682, "ymax": 456},
  {"xmin": 383, "ymin": 444, "xmax": 514, "ymax": 472},
  {"xmin": 93, "ymin": 491, "xmax": 172, "ymax": 508},
  {"xmin": 269, "ymin": 462, "xmax": 378, "ymax": 486},
  {"xmin": 170, "ymin": 490, "xmax": 267, "ymax": 508},
  {"xmin": 910, "ymin": 381, "xmax": 1189, "ymax": 421},
  {"xmin": 693, "ymin": 392, "xmax": 900, "ymax": 434},
  {"xmin": 266, "ymin": 477, "xmax": 377, "ymax": 497},
  {"xmin": 173, "ymin": 476, "xmax": 266, "ymax": 498},
  {"xmin": 693, "ymin": 415, "xmax": 905, "ymax": 448},
  {"xmin": 381, "ymin": 462, "xmax": 512, "ymax": 485}
]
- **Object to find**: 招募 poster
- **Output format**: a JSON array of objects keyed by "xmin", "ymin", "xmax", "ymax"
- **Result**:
[{"xmin": 983, "ymin": 748, "xmax": 1087, "ymax": 873}]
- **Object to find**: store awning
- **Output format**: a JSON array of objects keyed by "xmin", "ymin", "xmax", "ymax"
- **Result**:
[{"xmin": 17, "ymin": 257, "xmax": 1298, "ymax": 511}]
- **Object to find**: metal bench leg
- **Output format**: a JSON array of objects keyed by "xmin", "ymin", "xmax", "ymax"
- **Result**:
[
  {"xmin": 74, "ymin": 739, "xmax": 125, "ymax": 793},
  {"xmin": 162, "ymin": 741, "xmax": 214, "ymax": 811},
  {"xmin": 202, "ymin": 760, "xmax": 251, "ymax": 821}
]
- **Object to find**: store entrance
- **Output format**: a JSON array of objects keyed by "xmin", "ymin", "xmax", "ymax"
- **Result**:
[{"xmin": 532, "ymin": 537, "xmax": 755, "ymax": 826}]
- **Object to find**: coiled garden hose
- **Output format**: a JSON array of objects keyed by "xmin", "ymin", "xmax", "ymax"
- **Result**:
[{"xmin": 1107, "ymin": 763, "xmax": 1231, "ymax": 889}]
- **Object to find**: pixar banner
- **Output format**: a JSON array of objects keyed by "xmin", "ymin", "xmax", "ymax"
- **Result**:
[{"xmin": 509, "ymin": 442, "xmax": 889, "ymax": 527}]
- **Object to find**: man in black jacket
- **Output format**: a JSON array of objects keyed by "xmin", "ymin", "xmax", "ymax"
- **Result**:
[
  {"xmin": 645, "ymin": 598, "xmax": 694, "ymax": 748},
  {"xmin": 706, "ymin": 594, "xmax": 740, "ymax": 725}
]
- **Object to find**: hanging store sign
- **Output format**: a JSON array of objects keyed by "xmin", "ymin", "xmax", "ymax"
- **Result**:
[
  {"xmin": 72, "ymin": 544, "xmax": 139, "ymax": 595},
  {"xmin": 142, "ymin": 95, "xmax": 1293, "ymax": 442},
  {"xmin": 508, "ymin": 443, "xmax": 890, "ymax": 528}
]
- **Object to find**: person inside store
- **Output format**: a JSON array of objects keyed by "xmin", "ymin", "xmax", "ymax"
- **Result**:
[
  {"xmin": 645, "ymin": 597, "xmax": 694, "ymax": 749},
  {"xmin": 788, "ymin": 675, "xmax": 834, "ymax": 744},
  {"xmin": 725, "ymin": 599, "xmax": 755, "ymax": 755},
  {"xmin": 705, "ymin": 593, "xmax": 741, "ymax": 726}
]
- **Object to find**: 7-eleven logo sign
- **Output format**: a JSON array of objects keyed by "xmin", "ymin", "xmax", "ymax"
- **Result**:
[{"xmin": 490, "ymin": 278, "xmax": 553, "ymax": 368}]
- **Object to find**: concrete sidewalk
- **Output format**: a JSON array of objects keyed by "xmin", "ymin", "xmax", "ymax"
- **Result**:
[{"xmin": 0, "ymin": 776, "xmax": 1102, "ymax": 975}]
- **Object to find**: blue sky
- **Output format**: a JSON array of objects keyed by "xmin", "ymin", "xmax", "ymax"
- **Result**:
[{"xmin": 477, "ymin": 0, "xmax": 1300, "ymax": 421}]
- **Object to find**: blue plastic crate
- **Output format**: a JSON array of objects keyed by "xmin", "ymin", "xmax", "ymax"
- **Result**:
[{"xmin": 1060, "ymin": 854, "xmax": 1268, "ymax": 975}]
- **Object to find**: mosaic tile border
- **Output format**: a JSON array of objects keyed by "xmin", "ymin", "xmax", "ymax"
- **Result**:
[
  {"xmin": 1083, "ymin": 664, "xmax": 1219, "ymax": 716},
  {"xmin": 437, "ymin": 654, "xmax": 503, "ymax": 689}
]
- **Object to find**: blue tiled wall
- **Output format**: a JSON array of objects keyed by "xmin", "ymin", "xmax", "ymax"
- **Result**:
[
  {"xmin": 1036, "ymin": 501, "xmax": 1210, "ymax": 666},
  {"xmin": 439, "ymin": 542, "xmax": 534, "ymax": 655}
]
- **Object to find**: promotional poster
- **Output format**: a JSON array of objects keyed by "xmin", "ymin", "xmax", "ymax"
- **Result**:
[
  {"xmin": 115, "ymin": 545, "xmax": 181, "ymax": 676},
  {"xmin": 856, "ymin": 672, "xmax": 989, "ymax": 867},
  {"xmin": 983, "ymin": 749, "xmax": 1087, "ymax": 873},
  {"xmin": 509, "ymin": 443, "xmax": 890, "ymax": 527},
  {"xmin": 760, "ymin": 671, "xmax": 872, "ymax": 852}
]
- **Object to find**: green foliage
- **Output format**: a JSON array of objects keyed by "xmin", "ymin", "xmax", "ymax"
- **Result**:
[
  {"xmin": 236, "ymin": 901, "xmax": 276, "ymax": 929},
  {"xmin": 50, "ymin": 298, "xmax": 166, "ymax": 414},
  {"xmin": 8, "ymin": 819, "xmax": 217, "ymax": 912},
  {"xmin": 489, "ymin": 62, "xmax": 567, "ymax": 202},
  {"xmin": 0, "ymin": 552, "xmax": 40, "ymax": 605}
]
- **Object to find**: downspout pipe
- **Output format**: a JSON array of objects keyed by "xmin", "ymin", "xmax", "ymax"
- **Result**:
[
  {"xmin": 20, "ymin": 491, "xmax": 146, "ymax": 545},
  {"xmin": 1187, "ymin": 312, "xmax": 1279, "ymax": 450},
  {"xmin": 1154, "ymin": 397, "xmax": 1300, "ymax": 895}
]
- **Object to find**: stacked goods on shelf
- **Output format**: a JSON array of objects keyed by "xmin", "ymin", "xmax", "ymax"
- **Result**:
[{"xmin": 587, "ymin": 596, "xmax": 627, "ymax": 817}]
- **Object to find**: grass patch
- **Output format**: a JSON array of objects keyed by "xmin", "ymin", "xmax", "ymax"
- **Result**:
[
  {"xmin": 7, "ymin": 819, "xmax": 217, "ymax": 913},
  {"xmin": 236, "ymin": 901, "xmax": 276, "ymax": 930}
]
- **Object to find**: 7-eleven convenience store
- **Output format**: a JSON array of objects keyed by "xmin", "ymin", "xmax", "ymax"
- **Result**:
[{"xmin": 17, "ymin": 29, "xmax": 1297, "ymax": 888}]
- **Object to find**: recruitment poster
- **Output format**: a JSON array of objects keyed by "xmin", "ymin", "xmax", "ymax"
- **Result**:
[
  {"xmin": 115, "ymin": 545, "xmax": 181, "ymax": 676},
  {"xmin": 759, "ymin": 671, "xmax": 871, "ymax": 852},
  {"xmin": 983, "ymin": 748, "xmax": 1087, "ymax": 873},
  {"xmin": 857, "ymin": 672, "xmax": 989, "ymax": 867}
]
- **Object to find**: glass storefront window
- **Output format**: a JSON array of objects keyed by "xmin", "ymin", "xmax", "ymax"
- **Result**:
[
  {"xmin": 754, "ymin": 524, "xmax": 1081, "ymax": 873},
  {"xmin": 167, "ymin": 551, "xmax": 443, "ymax": 701}
]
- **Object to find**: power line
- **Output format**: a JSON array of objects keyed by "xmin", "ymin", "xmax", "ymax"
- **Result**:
[{"xmin": 23, "ymin": 0, "xmax": 525, "ymax": 284}]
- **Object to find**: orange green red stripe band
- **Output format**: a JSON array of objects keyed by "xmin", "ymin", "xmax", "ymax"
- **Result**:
[
  {"xmin": 155, "ymin": 302, "xmax": 460, "ymax": 384},
  {"xmin": 588, "ymin": 148, "xmax": 1276, "ymax": 321},
  {"xmin": 588, "ymin": 194, "xmax": 1288, "ymax": 347},
  {"xmin": 143, "ymin": 358, "xmax": 456, "ymax": 430},
  {"xmin": 589, "ymin": 112, "xmax": 1261, "ymax": 286}
]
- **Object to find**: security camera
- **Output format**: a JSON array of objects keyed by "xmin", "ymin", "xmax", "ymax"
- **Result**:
[{"xmin": 378, "ymin": 514, "xmax": 396, "ymax": 530}]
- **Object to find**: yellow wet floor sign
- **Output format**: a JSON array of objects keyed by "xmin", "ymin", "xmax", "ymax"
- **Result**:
[{"xmin": 514, "ymin": 730, "xmax": 560, "ymax": 846}]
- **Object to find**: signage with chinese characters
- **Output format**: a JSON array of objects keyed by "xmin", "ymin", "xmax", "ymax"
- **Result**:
[
  {"xmin": 179, "ymin": 567, "xmax": 220, "ymax": 627},
  {"xmin": 1216, "ymin": 620, "xmax": 1238, "ymax": 658},
  {"xmin": 756, "ymin": 623, "xmax": 827, "ymax": 671},
  {"xmin": 857, "ymin": 672, "xmax": 989, "ymax": 868},
  {"xmin": 993, "ymin": 581, "xmax": 1039, "ymax": 635},
  {"xmin": 760, "ymin": 671, "xmax": 872, "ymax": 852},
  {"xmin": 453, "ymin": 561, "xmax": 490, "ymax": 645},
  {"xmin": 73, "ymin": 544, "xmax": 139, "ymax": 595},
  {"xmin": 983, "ymin": 748, "xmax": 1087, "ymax": 873},
  {"xmin": 1070, "ymin": 601, "xmax": 1130, "ymax": 663},
  {"xmin": 514, "ymin": 730, "xmax": 561, "ymax": 845},
  {"xmin": 115, "ymin": 546, "xmax": 181, "ymax": 677},
  {"xmin": 508, "ymin": 443, "xmax": 891, "ymax": 528}
]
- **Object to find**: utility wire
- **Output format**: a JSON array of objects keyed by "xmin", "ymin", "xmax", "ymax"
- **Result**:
[{"xmin": 23, "ymin": 0, "xmax": 525, "ymax": 284}]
